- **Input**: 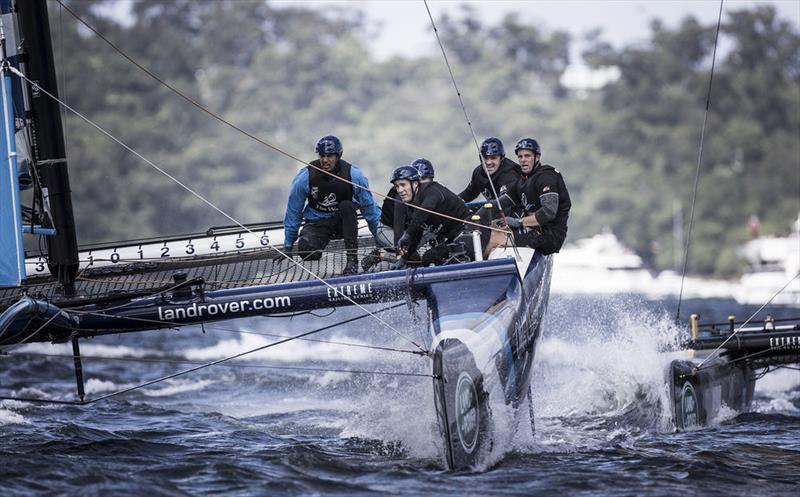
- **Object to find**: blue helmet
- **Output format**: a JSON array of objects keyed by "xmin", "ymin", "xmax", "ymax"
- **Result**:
[
  {"xmin": 411, "ymin": 158, "xmax": 434, "ymax": 178},
  {"xmin": 515, "ymin": 137, "xmax": 541, "ymax": 155},
  {"xmin": 480, "ymin": 137, "xmax": 504, "ymax": 157},
  {"xmin": 390, "ymin": 164, "xmax": 420, "ymax": 184},
  {"xmin": 315, "ymin": 135, "xmax": 343, "ymax": 156}
]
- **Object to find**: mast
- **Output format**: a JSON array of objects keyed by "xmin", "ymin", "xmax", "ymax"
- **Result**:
[{"xmin": 16, "ymin": 0, "xmax": 78, "ymax": 295}]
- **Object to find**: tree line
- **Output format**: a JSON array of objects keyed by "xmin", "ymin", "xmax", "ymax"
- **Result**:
[{"xmin": 45, "ymin": 1, "xmax": 799, "ymax": 277}]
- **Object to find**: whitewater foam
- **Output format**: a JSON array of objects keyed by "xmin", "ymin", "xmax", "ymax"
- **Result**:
[
  {"xmin": 522, "ymin": 297, "xmax": 685, "ymax": 454},
  {"xmin": 142, "ymin": 378, "xmax": 215, "ymax": 397},
  {"xmin": 0, "ymin": 405, "xmax": 28, "ymax": 426},
  {"xmin": 182, "ymin": 331, "xmax": 377, "ymax": 363}
]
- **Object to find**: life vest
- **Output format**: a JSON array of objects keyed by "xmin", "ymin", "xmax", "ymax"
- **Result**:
[{"xmin": 306, "ymin": 159, "xmax": 353, "ymax": 213}]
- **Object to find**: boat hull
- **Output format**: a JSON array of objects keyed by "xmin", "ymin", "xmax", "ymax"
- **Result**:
[
  {"xmin": 430, "ymin": 249, "xmax": 552, "ymax": 469},
  {"xmin": 668, "ymin": 356, "xmax": 755, "ymax": 429}
]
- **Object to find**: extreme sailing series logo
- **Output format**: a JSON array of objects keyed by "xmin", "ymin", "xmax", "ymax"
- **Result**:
[
  {"xmin": 326, "ymin": 282, "xmax": 373, "ymax": 302},
  {"xmin": 769, "ymin": 335, "xmax": 800, "ymax": 350},
  {"xmin": 157, "ymin": 296, "xmax": 291, "ymax": 321}
]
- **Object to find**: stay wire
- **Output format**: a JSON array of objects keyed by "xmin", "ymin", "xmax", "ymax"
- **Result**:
[
  {"xmin": 676, "ymin": 0, "xmax": 724, "ymax": 322},
  {"xmin": 2, "ymin": 351, "xmax": 432, "ymax": 378},
  {"xmin": 29, "ymin": 301, "xmax": 416, "ymax": 355},
  {"xmin": 7, "ymin": 65, "xmax": 427, "ymax": 355},
  {"xmin": 690, "ymin": 346, "xmax": 797, "ymax": 376},
  {"xmin": 51, "ymin": 0, "xmax": 508, "ymax": 238},
  {"xmin": 693, "ymin": 271, "xmax": 800, "ymax": 371},
  {"xmin": 0, "ymin": 304, "xmax": 431, "ymax": 406},
  {"xmin": 423, "ymin": 0, "xmax": 519, "ymax": 258}
]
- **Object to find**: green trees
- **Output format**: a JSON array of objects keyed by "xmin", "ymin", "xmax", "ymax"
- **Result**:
[
  {"xmin": 47, "ymin": 1, "xmax": 798, "ymax": 277},
  {"xmin": 582, "ymin": 6, "xmax": 799, "ymax": 276}
]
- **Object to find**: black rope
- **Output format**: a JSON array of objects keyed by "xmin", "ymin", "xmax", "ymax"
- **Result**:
[
  {"xmin": 422, "ymin": 0, "xmax": 519, "ymax": 257},
  {"xmin": 50, "ymin": 0, "xmax": 506, "ymax": 237},
  {"xmin": 11, "ymin": 65, "xmax": 429, "ymax": 352},
  {"xmin": 676, "ymin": 0, "xmax": 724, "ymax": 322},
  {"xmin": 11, "ymin": 300, "xmax": 413, "ymax": 350},
  {"xmin": 692, "ymin": 271, "xmax": 800, "ymax": 371}
]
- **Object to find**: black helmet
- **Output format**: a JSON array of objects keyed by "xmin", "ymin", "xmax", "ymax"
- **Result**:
[
  {"xmin": 390, "ymin": 164, "xmax": 420, "ymax": 184},
  {"xmin": 411, "ymin": 158, "xmax": 434, "ymax": 178},
  {"xmin": 480, "ymin": 137, "xmax": 505, "ymax": 157},
  {"xmin": 515, "ymin": 137, "xmax": 541, "ymax": 155},
  {"xmin": 315, "ymin": 135, "xmax": 343, "ymax": 156}
]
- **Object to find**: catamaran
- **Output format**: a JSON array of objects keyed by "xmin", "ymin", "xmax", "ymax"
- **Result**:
[
  {"xmin": 0, "ymin": 0, "xmax": 552, "ymax": 470},
  {"xmin": 0, "ymin": 0, "xmax": 797, "ymax": 471}
]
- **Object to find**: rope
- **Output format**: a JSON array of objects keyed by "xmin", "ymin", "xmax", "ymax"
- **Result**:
[
  {"xmin": 0, "ymin": 305, "xmax": 432, "ymax": 406},
  {"xmin": 7, "ymin": 66, "xmax": 428, "ymax": 355},
  {"xmin": 676, "ymin": 0, "xmax": 724, "ymax": 322},
  {"xmin": 423, "ymin": 0, "xmax": 519, "ymax": 258},
  {"xmin": 51, "ymin": 0, "xmax": 508, "ymax": 238},
  {"xmin": 31, "ymin": 300, "xmax": 417, "ymax": 352},
  {"xmin": 2, "ymin": 351, "xmax": 432, "ymax": 378},
  {"xmin": 0, "ymin": 306, "xmax": 64, "ymax": 349},
  {"xmin": 689, "ymin": 347, "xmax": 794, "ymax": 376},
  {"xmin": 693, "ymin": 271, "xmax": 800, "ymax": 371}
]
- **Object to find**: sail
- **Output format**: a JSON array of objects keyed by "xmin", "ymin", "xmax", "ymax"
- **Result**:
[{"xmin": 0, "ymin": 7, "xmax": 24, "ymax": 286}]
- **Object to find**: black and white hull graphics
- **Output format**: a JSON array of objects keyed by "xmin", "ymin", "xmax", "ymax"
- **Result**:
[
  {"xmin": 668, "ymin": 357, "xmax": 755, "ymax": 430},
  {"xmin": 429, "ymin": 248, "xmax": 552, "ymax": 469}
]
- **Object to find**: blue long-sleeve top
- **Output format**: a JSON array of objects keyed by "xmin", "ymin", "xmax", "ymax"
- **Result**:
[{"xmin": 282, "ymin": 164, "xmax": 382, "ymax": 247}]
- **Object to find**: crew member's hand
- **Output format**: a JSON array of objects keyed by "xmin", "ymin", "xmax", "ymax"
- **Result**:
[
  {"xmin": 397, "ymin": 233, "xmax": 410, "ymax": 256},
  {"xmin": 501, "ymin": 217, "xmax": 524, "ymax": 229}
]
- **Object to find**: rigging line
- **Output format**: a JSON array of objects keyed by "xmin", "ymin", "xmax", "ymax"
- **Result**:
[
  {"xmin": 205, "ymin": 328, "xmax": 420, "ymax": 354},
  {"xmin": 46, "ymin": 300, "xmax": 412, "ymax": 346},
  {"xmin": 1, "ymin": 351, "xmax": 433, "ymax": 378},
  {"xmin": 675, "ymin": 0, "xmax": 724, "ymax": 322},
  {"xmin": 184, "ymin": 324, "xmax": 419, "ymax": 354},
  {"xmin": 693, "ymin": 271, "xmax": 800, "ymax": 371},
  {"xmin": 74, "ymin": 302, "xmax": 419, "ymax": 357},
  {"xmin": 0, "ymin": 309, "xmax": 63, "ymax": 350},
  {"xmin": 4, "ymin": 307, "xmax": 432, "ymax": 406},
  {"xmin": 48, "ymin": 303, "xmax": 421, "ymax": 359},
  {"xmin": 690, "ymin": 346, "xmax": 796, "ymax": 375},
  {"xmin": 423, "ymin": 0, "xmax": 519, "ymax": 258},
  {"xmin": 6, "ymin": 67, "xmax": 427, "ymax": 354},
  {"xmin": 51, "ymin": 0, "xmax": 507, "ymax": 238},
  {"xmin": 57, "ymin": 1, "xmax": 68, "ymax": 156}
]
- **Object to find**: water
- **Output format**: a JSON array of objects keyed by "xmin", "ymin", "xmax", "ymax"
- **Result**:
[{"xmin": 2, "ymin": 296, "xmax": 798, "ymax": 496}]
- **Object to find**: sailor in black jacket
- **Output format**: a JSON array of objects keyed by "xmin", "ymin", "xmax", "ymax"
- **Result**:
[
  {"xmin": 488, "ymin": 138, "xmax": 571, "ymax": 256},
  {"xmin": 393, "ymin": 163, "xmax": 469, "ymax": 266},
  {"xmin": 458, "ymin": 137, "xmax": 522, "ymax": 202}
]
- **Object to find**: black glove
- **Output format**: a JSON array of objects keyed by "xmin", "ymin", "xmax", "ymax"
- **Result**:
[
  {"xmin": 397, "ymin": 232, "xmax": 411, "ymax": 255},
  {"xmin": 361, "ymin": 248, "xmax": 383, "ymax": 271},
  {"xmin": 272, "ymin": 245, "xmax": 293, "ymax": 262},
  {"xmin": 502, "ymin": 217, "xmax": 523, "ymax": 229}
]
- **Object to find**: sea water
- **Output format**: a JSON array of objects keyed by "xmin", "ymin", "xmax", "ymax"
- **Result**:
[{"xmin": 1, "ymin": 296, "xmax": 798, "ymax": 496}]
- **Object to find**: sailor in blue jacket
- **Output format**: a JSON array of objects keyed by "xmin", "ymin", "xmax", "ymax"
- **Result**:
[{"xmin": 279, "ymin": 135, "xmax": 382, "ymax": 275}]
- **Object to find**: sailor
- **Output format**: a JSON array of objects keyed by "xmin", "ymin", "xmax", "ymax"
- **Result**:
[
  {"xmin": 394, "ymin": 163, "xmax": 470, "ymax": 266},
  {"xmin": 279, "ymin": 135, "xmax": 382, "ymax": 275},
  {"xmin": 363, "ymin": 159, "xmax": 437, "ymax": 271},
  {"xmin": 515, "ymin": 137, "xmax": 540, "ymax": 182},
  {"xmin": 486, "ymin": 137, "xmax": 571, "ymax": 256},
  {"xmin": 376, "ymin": 158, "xmax": 435, "ymax": 247},
  {"xmin": 458, "ymin": 137, "xmax": 522, "ymax": 203},
  {"xmin": 413, "ymin": 158, "xmax": 435, "ymax": 184}
]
